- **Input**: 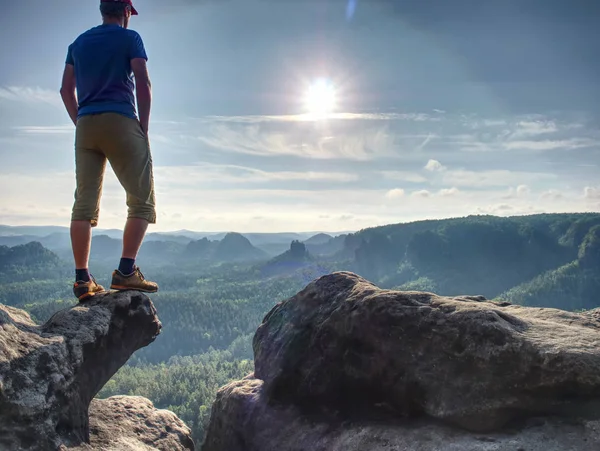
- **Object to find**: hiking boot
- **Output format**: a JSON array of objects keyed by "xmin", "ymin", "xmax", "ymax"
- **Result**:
[
  {"xmin": 110, "ymin": 266, "xmax": 158, "ymax": 293},
  {"xmin": 73, "ymin": 276, "xmax": 106, "ymax": 301}
]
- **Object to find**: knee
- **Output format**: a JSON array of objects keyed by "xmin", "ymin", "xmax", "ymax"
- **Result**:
[
  {"xmin": 71, "ymin": 210, "xmax": 99, "ymax": 227},
  {"xmin": 72, "ymin": 193, "xmax": 100, "ymax": 227},
  {"xmin": 127, "ymin": 202, "xmax": 157, "ymax": 224}
]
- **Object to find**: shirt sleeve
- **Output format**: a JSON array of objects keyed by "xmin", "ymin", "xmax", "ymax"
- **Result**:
[
  {"xmin": 65, "ymin": 43, "xmax": 74, "ymax": 65},
  {"xmin": 129, "ymin": 32, "xmax": 148, "ymax": 61}
]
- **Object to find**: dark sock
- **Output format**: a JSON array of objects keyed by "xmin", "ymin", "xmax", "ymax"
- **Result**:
[
  {"xmin": 75, "ymin": 268, "xmax": 91, "ymax": 283},
  {"xmin": 118, "ymin": 258, "xmax": 136, "ymax": 275}
]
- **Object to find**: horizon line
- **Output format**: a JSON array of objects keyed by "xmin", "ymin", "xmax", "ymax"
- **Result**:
[{"xmin": 1, "ymin": 211, "xmax": 598, "ymax": 237}]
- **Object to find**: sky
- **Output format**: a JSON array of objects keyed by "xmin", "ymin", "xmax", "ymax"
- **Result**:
[{"xmin": 0, "ymin": 0, "xmax": 599, "ymax": 233}]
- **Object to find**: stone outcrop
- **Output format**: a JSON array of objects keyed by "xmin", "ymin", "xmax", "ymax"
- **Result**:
[
  {"xmin": 0, "ymin": 291, "xmax": 194, "ymax": 451},
  {"xmin": 202, "ymin": 271, "xmax": 600, "ymax": 451},
  {"xmin": 68, "ymin": 396, "xmax": 195, "ymax": 451}
]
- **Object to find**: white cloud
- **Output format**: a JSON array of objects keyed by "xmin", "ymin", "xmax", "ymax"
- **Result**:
[
  {"xmin": 200, "ymin": 112, "xmax": 442, "ymax": 124},
  {"xmin": 380, "ymin": 171, "xmax": 427, "ymax": 183},
  {"xmin": 540, "ymin": 189, "xmax": 564, "ymax": 201},
  {"xmin": 441, "ymin": 169, "xmax": 554, "ymax": 188},
  {"xmin": 13, "ymin": 125, "xmax": 74, "ymax": 134},
  {"xmin": 0, "ymin": 86, "xmax": 62, "ymax": 107},
  {"xmin": 156, "ymin": 163, "xmax": 359, "ymax": 184},
  {"xmin": 503, "ymin": 138, "xmax": 597, "ymax": 151},
  {"xmin": 495, "ymin": 204, "xmax": 514, "ymax": 212},
  {"xmin": 474, "ymin": 203, "xmax": 517, "ymax": 215},
  {"xmin": 459, "ymin": 117, "xmax": 507, "ymax": 130},
  {"xmin": 411, "ymin": 189, "xmax": 431, "ymax": 198},
  {"xmin": 501, "ymin": 185, "xmax": 532, "ymax": 200},
  {"xmin": 385, "ymin": 188, "xmax": 405, "ymax": 199},
  {"xmin": 439, "ymin": 187, "xmax": 460, "ymax": 196},
  {"xmin": 443, "ymin": 115, "xmax": 599, "ymax": 154},
  {"xmin": 196, "ymin": 122, "xmax": 400, "ymax": 161},
  {"xmin": 448, "ymin": 133, "xmax": 497, "ymax": 152},
  {"xmin": 424, "ymin": 159, "xmax": 446, "ymax": 172},
  {"xmin": 517, "ymin": 184, "xmax": 531, "ymax": 197},
  {"xmin": 584, "ymin": 187, "xmax": 599, "ymax": 199},
  {"xmin": 512, "ymin": 120, "xmax": 558, "ymax": 138}
]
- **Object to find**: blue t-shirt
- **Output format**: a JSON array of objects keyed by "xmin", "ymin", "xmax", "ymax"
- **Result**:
[{"xmin": 65, "ymin": 24, "xmax": 148, "ymax": 120}]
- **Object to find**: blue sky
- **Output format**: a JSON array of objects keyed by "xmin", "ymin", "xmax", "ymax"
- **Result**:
[{"xmin": 0, "ymin": 0, "xmax": 599, "ymax": 232}]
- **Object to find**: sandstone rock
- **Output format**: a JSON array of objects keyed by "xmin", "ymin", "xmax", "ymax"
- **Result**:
[
  {"xmin": 253, "ymin": 272, "xmax": 600, "ymax": 431},
  {"xmin": 203, "ymin": 271, "xmax": 600, "ymax": 450},
  {"xmin": 202, "ymin": 376, "xmax": 600, "ymax": 451},
  {"xmin": 0, "ymin": 292, "xmax": 192, "ymax": 450},
  {"xmin": 66, "ymin": 396, "xmax": 195, "ymax": 451}
]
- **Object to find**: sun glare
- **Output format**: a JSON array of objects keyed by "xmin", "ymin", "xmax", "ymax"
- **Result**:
[{"xmin": 304, "ymin": 79, "xmax": 336, "ymax": 118}]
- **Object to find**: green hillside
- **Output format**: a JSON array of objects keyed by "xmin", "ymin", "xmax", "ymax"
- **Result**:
[{"xmin": 500, "ymin": 225, "xmax": 600, "ymax": 310}]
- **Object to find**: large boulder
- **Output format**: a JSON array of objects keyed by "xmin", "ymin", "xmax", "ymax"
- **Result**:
[
  {"xmin": 0, "ymin": 292, "xmax": 194, "ymax": 451},
  {"xmin": 203, "ymin": 271, "xmax": 600, "ymax": 450},
  {"xmin": 68, "ymin": 396, "xmax": 195, "ymax": 451},
  {"xmin": 202, "ymin": 376, "xmax": 600, "ymax": 451}
]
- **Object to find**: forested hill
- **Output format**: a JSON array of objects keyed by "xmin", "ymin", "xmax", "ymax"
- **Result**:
[
  {"xmin": 0, "ymin": 241, "xmax": 60, "ymax": 269},
  {"xmin": 341, "ymin": 213, "xmax": 600, "ymax": 308},
  {"xmin": 0, "ymin": 241, "xmax": 66, "ymax": 283}
]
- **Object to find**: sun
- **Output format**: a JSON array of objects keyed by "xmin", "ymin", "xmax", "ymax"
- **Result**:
[{"xmin": 304, "ymin": 79, "xmax": 336, "ymax": 118}]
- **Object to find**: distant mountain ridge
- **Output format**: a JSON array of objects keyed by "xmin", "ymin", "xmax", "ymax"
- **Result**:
[
  {"xmin": 2, "ymin": 214, "xmax": 599, "ymax": 311},
  {"xmin": 214, "ymin": 233, "xmax": 268, "ymax": 262},
  {"xmin": 303, "ymin": 233, "xmax": 333, "ymax": 245},
  {"xmin": 0, "ymin": 225, "xmax": 351, "ymax": 257},
  {"xmin": 0, "ymin": 225, "xmax": 351, "ymax": 241}
]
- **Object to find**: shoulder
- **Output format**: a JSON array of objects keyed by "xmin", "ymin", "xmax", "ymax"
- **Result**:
[
  {"xmin": 82, "ymin": 25, "xmax": 103, "ymax": 38},
  {"xmin": 123, "ymin": 28, "xmax": 144, "ymax": 41},
  {"xmin": 121, "ymin": 29, "xmax": 146, "ymax": 49},
  {"xmin": 71, "ymin": 26, "xmax": 100, "ymax": 45}
]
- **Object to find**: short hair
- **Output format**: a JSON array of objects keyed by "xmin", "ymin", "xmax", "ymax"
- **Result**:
[{"xmin": 100, "ymin": 2, "xmax": 129, "ymax": 19}]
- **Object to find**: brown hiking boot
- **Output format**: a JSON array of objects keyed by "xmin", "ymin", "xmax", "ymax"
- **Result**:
[
  {"xmin": 73, "ymin": 276, "xmax": 106, "ymax": 301},
  {"xmin": 110, "ymin": 266, "xmax": 158, "ymax": 293}
]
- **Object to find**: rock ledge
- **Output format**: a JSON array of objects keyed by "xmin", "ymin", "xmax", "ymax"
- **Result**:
[
  {"xmin": 0, "ymin": 291, "xmax": 194, "ymax": 451},
  {"xmin": 202, "ymin": 271, "xmax": 600, "ymax": 451}
]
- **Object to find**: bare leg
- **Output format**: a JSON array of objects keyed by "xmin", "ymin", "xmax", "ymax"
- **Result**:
[
  {"xmin": 112, "ymin": 217, "xmax": 158, "ymax": 292},
  {"xmin": 71, "ymin": 220, "xmax": 92, "ymax": 269},
  {"xmin": 122, "ymin": 217, "xmax": 149, "ymax": 259}
]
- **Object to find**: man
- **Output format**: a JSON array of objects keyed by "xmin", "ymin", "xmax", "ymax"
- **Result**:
[{"xmin": 60, "ymin": 0, "xmax": 158, "ymax": 301}]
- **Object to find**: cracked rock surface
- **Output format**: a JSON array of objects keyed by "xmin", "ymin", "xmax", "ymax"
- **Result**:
[{"xmin": 1, "ymin": 292, "xmax": 193, "ymax": 450}]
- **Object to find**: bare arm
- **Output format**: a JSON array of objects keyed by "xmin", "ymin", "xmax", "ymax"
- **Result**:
[
  {"xmin": 60, "ymin": 64, "xmax": 78, "ymax": 126},
  {"xmin": 131, "ymin": 58, "xmax": 152, "ymax": 135}
]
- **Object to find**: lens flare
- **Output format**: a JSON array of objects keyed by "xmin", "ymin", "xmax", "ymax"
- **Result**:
[{"xmin": 346, "ymin": 0, "xmax": 357, "ymax": 21}]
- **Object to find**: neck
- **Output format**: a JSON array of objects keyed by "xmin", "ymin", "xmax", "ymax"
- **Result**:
[{"xmin": 102, "ymin": 17, "xmax": 124, "ymax": 27}]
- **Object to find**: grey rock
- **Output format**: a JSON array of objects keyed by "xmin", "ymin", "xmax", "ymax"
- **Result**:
[
  {"xmin": 202, "ymin": 376, "xmax": 600, "ymax": 451},
  {"xmin": 0, "ymin": 291, "xmax": 186, "ymax": 450},
  {"xmin": 253, "ymin": 272, "xmax": 600, "ymax": 431},
  {"xmin": 66, "ymin": 396, "xmax": 195, "ymax": 451},
  {"xmin": 203, "ymin": 271, "xmax": 600, "ymax": 450}
]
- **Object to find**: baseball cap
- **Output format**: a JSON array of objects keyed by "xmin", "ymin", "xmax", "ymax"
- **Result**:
[{"xmin": 100, "ymin": 0, "xmax": 139, "ymax": 15}]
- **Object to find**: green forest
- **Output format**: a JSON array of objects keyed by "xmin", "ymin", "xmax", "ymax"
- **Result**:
[{"xmin": 1, "ymin": 213, "xmax": 600, "ymax": 443}]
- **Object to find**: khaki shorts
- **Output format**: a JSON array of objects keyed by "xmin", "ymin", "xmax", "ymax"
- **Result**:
[{"xmin": 71, "ymin": 112, "xmax": 156, "ymax": 227}]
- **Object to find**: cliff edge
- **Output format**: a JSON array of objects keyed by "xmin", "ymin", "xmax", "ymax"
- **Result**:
[{"xmin": 0, "ymin": 291, "xmax": 194, "ymax": 451}]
